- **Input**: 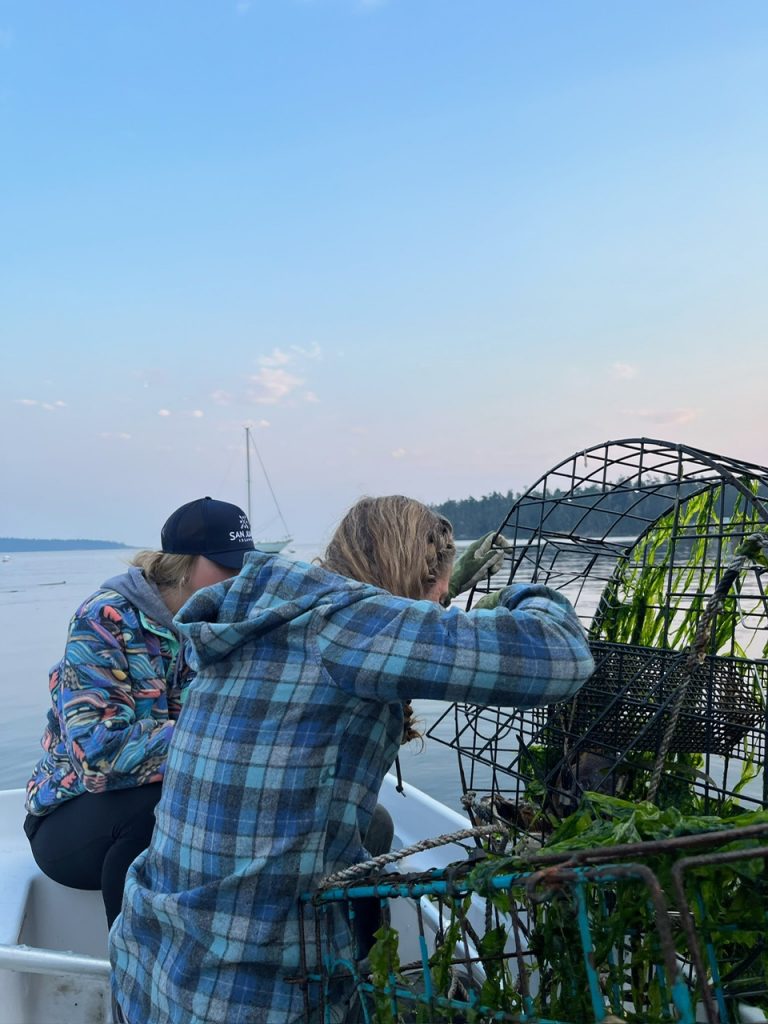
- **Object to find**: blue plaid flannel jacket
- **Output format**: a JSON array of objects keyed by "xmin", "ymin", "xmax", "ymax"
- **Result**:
[{"xmin": 110, "ymin": 552, "xmax": 594, "ymax": 1023}]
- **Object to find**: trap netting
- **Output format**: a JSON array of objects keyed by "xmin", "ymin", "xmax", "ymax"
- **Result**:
[
  {"xmin": 428, "ymin": 437, "xmax": 768, "ymax": 824},
  {"xmin": 296, "ymin": 822, "xmax": 768, "ymax": 1023}
]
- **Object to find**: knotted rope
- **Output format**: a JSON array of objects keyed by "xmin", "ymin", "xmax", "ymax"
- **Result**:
[{"xmin": 317, "ymin": 824, "xmax": 504, "ymax": 891}]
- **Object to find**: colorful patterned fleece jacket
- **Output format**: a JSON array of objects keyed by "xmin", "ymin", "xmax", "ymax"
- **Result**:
[{"xmin": 26, "ymin": 566, "xmax": 191, "ymax": 816}]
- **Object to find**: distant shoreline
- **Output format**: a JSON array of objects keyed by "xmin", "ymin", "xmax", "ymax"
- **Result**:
[{"xmin": 0, "ymin": 538, "xmax": 132, "ymax": 552}]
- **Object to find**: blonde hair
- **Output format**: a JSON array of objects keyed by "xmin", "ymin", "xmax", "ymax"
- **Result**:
[
  {"xmin": 322, "ymin": 495, "xmax": 455, "ymax": 601},
  {"xmin": 322, "ymin": 496, "xmax": 455, "ymax": 747},
  {"xmin": 130, "ymin": 550, "xmax": 199, "ymax": 590}
]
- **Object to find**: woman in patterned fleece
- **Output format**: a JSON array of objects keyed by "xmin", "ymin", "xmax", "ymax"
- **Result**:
[
  {"xmin": 110, "ymin": 496, "xmax": 594, "ymax": 1024},
  {"xmin": 24, "ymin": 497, "xmax": 254, "ymax": 928}
]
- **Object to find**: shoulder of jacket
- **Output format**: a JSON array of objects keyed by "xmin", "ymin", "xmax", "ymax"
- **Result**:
[{"xmin": 76, "ymin": 588, "xmax": 138, "ymax": 622}]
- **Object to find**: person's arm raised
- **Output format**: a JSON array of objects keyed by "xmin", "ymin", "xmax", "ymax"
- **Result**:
[{"xmin": 317, "ymin": 582, "xmax": 594, "ymax": 709}]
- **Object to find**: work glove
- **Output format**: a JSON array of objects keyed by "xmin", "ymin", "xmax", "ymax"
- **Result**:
[
  {"xmin": 448, "ymin": 532, "xmax": 512, "ymax": 600},
  {"xmin": 471, "ymin": 590, "xmax": 502, "ymax": 611},
  {"xmin": 735, "ymin": 530, "xmax": 768, "ymax": 569}
]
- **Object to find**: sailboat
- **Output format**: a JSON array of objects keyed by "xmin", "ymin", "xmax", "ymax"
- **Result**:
[{"xmin": 244, "ymin": 425, "xmax": 292, "ymax": 553}]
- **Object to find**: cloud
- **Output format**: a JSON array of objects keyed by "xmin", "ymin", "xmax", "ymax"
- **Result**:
[
  {"xmin": 391, "ymin": 448, "xmax": 407, "ymax": 459},
  {"xmin": 291, "ymin": 342, "xmax": 322, "ymax": 361},
  {"xmin": 667, "ymin": 409, "xmax": 698, "ymax": 425},
  {"xmin": 612, "ymin": 362, "xmax": 638, "ymax": 380},
  {"xmin": 191, "ymin": 410, "xmax": 204, "ymax": 418},
  {"xmin": 627, "ymin": 407, "xmax": 698, "ymax": 425},
  {"xmin": 15, "ymin": 398, "xmax": 67, "ymax": 410},
  {"xmin": 259, "ymin": 348, "xmax": 292, "ymax": 368},
  {"xmin": 235, "ymin": 1, "xmax": 253, "ymax": 13},
  {"xmin": 100, "ymin": 432, "xmax": 132, "ymax": 441},
  {"xmin": 248, "ymin": 367, "xmax": 303, "ymax": 405},
  {"xmin": 246, "ymin": 344, "xmax": 322, "ymax": 404},
  {"xmin": 157, "ymin": 409, "xmax": 172, "ymax": 417},
  {"xmin": 211, "ymin": 389, "xmax": 232, "ymax": 405}
]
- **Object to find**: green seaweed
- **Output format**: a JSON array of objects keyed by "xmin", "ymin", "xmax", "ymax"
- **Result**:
[{"xmin": 361, "ymin": 488, "xmax": 768, "ymax": 1022}]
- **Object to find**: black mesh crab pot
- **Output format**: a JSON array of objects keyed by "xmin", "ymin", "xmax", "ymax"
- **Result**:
[{"xmin": 428, "ymin": 438, "xmax": 768, "ymax": 830}]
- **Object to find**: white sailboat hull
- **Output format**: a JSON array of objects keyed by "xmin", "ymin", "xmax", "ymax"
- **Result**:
[{"xmin": 252, "ymin": 539, "xmax": 292, "ymax": 554}]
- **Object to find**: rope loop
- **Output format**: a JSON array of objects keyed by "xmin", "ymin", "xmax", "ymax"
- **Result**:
[{"xmin": 317, "ymin": 824, "xmax": 505, "ymax": 891}]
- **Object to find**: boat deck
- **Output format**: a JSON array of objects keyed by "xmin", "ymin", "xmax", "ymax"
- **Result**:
[
  {"xmin": 0, "ymin": 789, "xmax": 111, "ymax": 1022},
  {"xmin": 0, "ymin": 776, "xmax": 472, "ymax": 1024}
]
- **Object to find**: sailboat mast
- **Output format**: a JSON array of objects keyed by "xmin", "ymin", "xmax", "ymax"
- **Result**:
[
  {"xmin": 245, "ymin": 426, "xmax": 291, "ymax": 539},
  {"xmin": 245, "ymin": 425, "xmax": 252, "ymax": 524}
]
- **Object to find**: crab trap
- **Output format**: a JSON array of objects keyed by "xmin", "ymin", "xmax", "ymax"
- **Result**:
[
  {"xmin": 298, "ymin": 439, "xmax": 768, "ymax": 1023},
  {"xmin": 297, "ymin": 822, "xmax": 768, "ymax": 1023},
  {"xmin": 428, "ymin": 438, "xmax": 768, "ymax": 826}
]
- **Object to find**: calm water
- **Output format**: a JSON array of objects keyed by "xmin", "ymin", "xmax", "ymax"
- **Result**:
[
  {"xmin": 8, "ymin": 544, "xmax": 761, "ymax": 817},
  {"xmin": 0, "ymin": 546, "xmax": 473, "ymax": 811}
]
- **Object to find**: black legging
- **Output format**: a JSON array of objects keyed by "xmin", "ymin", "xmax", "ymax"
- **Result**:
[{"xmin": 24, "ymin": 783, "xmax": 163, "ymax": 928}]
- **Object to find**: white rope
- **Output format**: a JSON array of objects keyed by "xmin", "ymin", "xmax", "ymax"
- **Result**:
[{"xmin": 317, "ymin": 824, "xmax": 503, "ymax": 890}]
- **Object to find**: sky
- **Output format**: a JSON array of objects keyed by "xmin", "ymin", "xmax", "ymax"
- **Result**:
[{"xmin": 1, "ymin": 1, "xmax": 767, "ymax": 547}]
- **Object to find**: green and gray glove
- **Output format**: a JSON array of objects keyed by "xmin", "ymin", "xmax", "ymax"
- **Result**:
[
  {"xmin": 471, "ymin": 590, "xmax": 502, "ymax": 611},
  {"xmin": 448, "ymin": 532, "xmax": 512, "ymax": 600},
  {"xmin": 735, "ymin": 530, "xmax": 768, "ymax": 569}
]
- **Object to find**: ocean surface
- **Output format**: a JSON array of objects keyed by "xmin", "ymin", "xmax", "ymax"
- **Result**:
[
  {"xmin": 6, "ymin": 544, "xmax": 761, "ymax": 820},
  {"xmin": 0, "ymin": 545, "xmax": 474, "ymax": 812}
]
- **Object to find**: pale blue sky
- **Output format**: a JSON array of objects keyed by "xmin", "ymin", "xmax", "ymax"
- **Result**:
[{"xmin": 1, "ymin": 1, "xmax": 767, "ymax": 545}]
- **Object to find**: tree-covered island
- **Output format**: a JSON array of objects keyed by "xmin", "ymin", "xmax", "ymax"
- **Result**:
[
  {"xmin": 0, "ymin": 538, "xmax": 131, "ymax": 552},
  {"xmin": 430, "ymin": 478, "xmax": 730, "ymax": 540}
]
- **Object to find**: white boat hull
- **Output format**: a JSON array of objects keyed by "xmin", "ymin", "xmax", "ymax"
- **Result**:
[
  {"xmin": 3, "ymin": 780, "xmax": 763, "ymax": 1023},
  {"xmin": 0, "ymin": 777, "xmax": 472, "ymax": 1024},
  {"xmin": 0, "ymin": 789, "xmax": 110, "ymax": 1023},
  {"xmin": 252, "ymin": 538, "xmax": 291, "ymax": 553}
]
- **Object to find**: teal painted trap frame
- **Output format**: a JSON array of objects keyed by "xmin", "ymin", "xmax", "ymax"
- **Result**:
[{"xmin": 297, "ymin": 823, "xmax": 768, "ymax": 1023}]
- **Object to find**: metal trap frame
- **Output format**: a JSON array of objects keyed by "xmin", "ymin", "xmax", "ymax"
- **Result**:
[
  {"xmin": 428, "ymin": 438, "xmax": 768, "ymax": 821},
  {"xmin": 297, "ymin": 823, "xmax": 768, "ymax": 1023}
]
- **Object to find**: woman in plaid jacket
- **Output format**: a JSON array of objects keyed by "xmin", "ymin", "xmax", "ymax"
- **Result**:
[{"xmin": 111, "ymin": 495, "xmax": 594, "ymax": 1024}]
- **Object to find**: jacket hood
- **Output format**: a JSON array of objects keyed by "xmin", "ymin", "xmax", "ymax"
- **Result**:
[
  {"xmin": 100, "ymin": 566, "xmax": 177, "ymax": 633},
  {"xmin": 174, "ymin": 551, "xmax": 370, "ymax": 670}
]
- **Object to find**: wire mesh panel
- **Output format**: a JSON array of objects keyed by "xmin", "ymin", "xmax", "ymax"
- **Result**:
[
  {"xmin": 567, "ymin": 643, "xmax": 765, "ymax": 756},
  {"xmin": 429, "ymin": 438, "xmax": 768, "ymax": 825},
  {"xmin": 297, "ymin": 824, "xmax": 768, "ymax": 1023}
]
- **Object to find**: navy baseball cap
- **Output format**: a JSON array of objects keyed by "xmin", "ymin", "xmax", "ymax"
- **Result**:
[{"xmin": 161, "ymin": 497, "xmax": 255, "ymax": 570}]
